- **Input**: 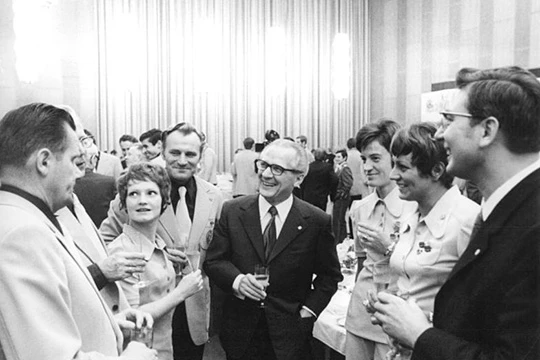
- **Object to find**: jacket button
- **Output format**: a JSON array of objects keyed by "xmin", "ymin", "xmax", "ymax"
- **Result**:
[
  {"xmin": 474, "ymin": 249, "xmax": 481, "ymax": 256},
  {"xmin": 112, "ymin": 305, "xmax": 119, "ymax": 312}
]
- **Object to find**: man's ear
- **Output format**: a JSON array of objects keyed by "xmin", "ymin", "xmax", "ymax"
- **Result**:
[
  {"xmin": 294, "ymin": 173, "xmax": 305, "ymax": 187},
  {"xmin": 35, "ymin": 148, "xmax": 53, "ymax": 176},
  {"xmin": 157, "ymin": 140, "xmax": 163, "ymax": 150},
  {"xmin": 478, "ymin": 116, "xmax": 500, "ymax": 148}
]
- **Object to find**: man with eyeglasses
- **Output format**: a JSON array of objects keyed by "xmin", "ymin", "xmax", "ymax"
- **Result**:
[
  {"xmin": 371, "ymin": 66, "xmax": 540, "ymax": 360},
  {"xmin": 81, "ymin": 129, "xmax": 123, "ymax": 179},
  {"xmin": 100, "ymin": 122, "xmax": 224, "ymax": 360},
  {"xmin": 204, "ymin": 139, "xmax": 342, "ymax": 360}
]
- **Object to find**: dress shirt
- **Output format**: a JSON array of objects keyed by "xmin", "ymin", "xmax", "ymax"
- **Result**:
[
  {"xmin": 481, "ymin": 157, "xmax": 540, "ymax": 220},
  {"xmin": 258, "ymin": 194, "xmax": 293, "ymax": 238},
  {"xmin": 108, "ymin": 224, "xmax": 176, "ymax": 360},
  {"xmin": 170, "ymin": 176, "xmax": 197, "ymax": 221},
  {"xmin": 390, "ymin": 186, "xmax": 479, "ymax": 314}
]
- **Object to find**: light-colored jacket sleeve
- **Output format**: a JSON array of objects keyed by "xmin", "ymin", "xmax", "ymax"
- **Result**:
[{"xmin": 99, "ymin": 195, "xmax": 127, "ymax": 244}]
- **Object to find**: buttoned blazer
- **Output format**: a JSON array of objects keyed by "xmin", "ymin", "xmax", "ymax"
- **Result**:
[
  {"xmin": 412, "ymin": 168, "xmax": 540, "ymax": 360},
  {"xmin": 203, "ymin": 195, "xmax": 343, "ymax": 359},
  {"xmin": 99, "ymin": 176, "xmax": 223, "ymax": 345},
  {"xmin": 57, "ymin": 195, "xmax": 130, "ymax": 314},
  {"xmin": 0, "ymin": 191, "xmax": 123, "ymax": 360}
]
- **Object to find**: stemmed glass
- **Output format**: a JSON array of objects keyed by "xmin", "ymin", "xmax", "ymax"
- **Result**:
[
  {"xmin": 132, "ymin": 258, "xmax": 153, "ymax": 289},
  {"xmin": 254, "ymin": 264, "xmax": 270, "ymax": 308},
  {"xmin": 130, "ymin": 327, "xmax": 153, "ymax": 348}
]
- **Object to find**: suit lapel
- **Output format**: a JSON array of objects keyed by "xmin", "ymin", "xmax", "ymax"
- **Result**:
[
  {"xmin": 190, "ymin": 178, "xmax": 215, "ymax": 247},
  {"xmin": 267, "ymin": 199, "xmax": 308, "ymax": 264},
  {"xmin": 447, "ymin": 168, "xmax": 540, "ymax": 280},
  {"xmin": 239, "ymin": 198, "xmax": 265, "ymax": 263}
]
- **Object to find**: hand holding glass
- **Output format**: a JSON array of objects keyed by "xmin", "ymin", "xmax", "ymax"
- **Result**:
[
  {"xmin": 254, "ymin": 264, "xmax": 270, "ymax": 308},
  {"xmin": 130, "ymin": 326, "xmax": 153, "ymax": 348}
]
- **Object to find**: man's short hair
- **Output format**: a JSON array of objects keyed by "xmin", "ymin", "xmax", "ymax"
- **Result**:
[
  {"xmin": 264, "ymin": 139, "xmax": 308, "ymax": 175},
  {"xmin": 313, "ymin": 148, "xmax": 327, "ymax": 162},
  {"xmin": 391, "ymin": 122, "xmax": 454, "ymax": 188},
  {"xmin": 336, "ymin": 149, "xmax": 348, "ymax": 160},
  {"xmin": 243, "ymin": 137, "xmax": 255, "ymax": 150},
  {"xmin": 456, "ymin": 66, "xmax": 540, "ymax": 153},
  {"xmin": 0, "ymin": 103, "xmax": 76, "ymax": 171},
  {"xmin": 119, "ymin": 134, "xmax": 138, "ymax": 144},
  {"xmin": 161, "ymin": 122, "xmax": 205, "ymax": 152},
  {"xmin": 346, "ymin": 138, "xmax": 356, "ymax": 149},
  {"xmin": 356, "ymin": 118, "xmax": 401, "ymax": 152},
  {"xmin": 139, "ymin": 128, "xmax": 163, "ymax": 145},
  {"xmin": 296, "ymin": 135, "xmax": 308, "ymax": 144}
]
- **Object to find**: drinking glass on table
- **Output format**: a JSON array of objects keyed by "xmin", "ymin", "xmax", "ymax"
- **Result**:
[{"xmin": 254, "ymin": 264, "xmax": 270, "ymax": 308}]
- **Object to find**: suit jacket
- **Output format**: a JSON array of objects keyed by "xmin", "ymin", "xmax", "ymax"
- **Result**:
[
  {"xmin": 412, "ymin": 168, "xmax": 540, "ymax": 360},
  {"xmin": 0, "ymin": 191, "xmax": 123, "ymax": 360},
  {"xmin": 96, "ymin": 152, "xmax": 122, "ymax": 179},
  {"xmin": 99, "ymin": 176, "xmax": 224, "ymax": 345},
  {"xmin": 74, "ymin": 170, "xmax": 117, "ymax": 228},
  {"xmin": 231, "ymin": 149, "xmax": 259, "ymax": 196},
  {"xmin": 203, "ymin": 195, "xmax": 343, "ymax": 359},
  {"xmin": 57, "ymin": 195, "xmax": 130, "ymax": 314},
  {"xmin": 300, "ymin": 161, "xmax": 338, "ymax": 210}
]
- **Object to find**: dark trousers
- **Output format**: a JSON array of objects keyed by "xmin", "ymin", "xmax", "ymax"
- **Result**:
[{"xmin": 172, "ymin": 302, "xmax": 205, "ymax": 360}]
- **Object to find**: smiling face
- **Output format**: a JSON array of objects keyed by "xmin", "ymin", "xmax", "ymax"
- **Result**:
[
  {"xmin": 125, "ymin": 180, "xmax": 162, "ymax": 225},
  {"xmin": 390, "ymin": 153, "xmax": 433, "ymax": 203},
  {"xmin": 163, "ymin": 131, "xmax": 202, "ymax": 184},
  {"xmin": 361, "ymin": 140, "xmax": 394, "ymax": 191},
  {"xmin": 435, "ymin": 89, "xmax": 483, "ymax": 180},
  {"xmin": 257, "ymin": 145, "xmax": 304, "ymax": 206},
  {"xmin": 141, "ymin": 139, "xmax": 162, "ymax": 160}
]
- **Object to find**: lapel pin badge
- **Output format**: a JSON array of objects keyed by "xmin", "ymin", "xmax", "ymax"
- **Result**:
[{"xmin": 297, "ymin": 225, "xmax": 302, "ymax": 230}]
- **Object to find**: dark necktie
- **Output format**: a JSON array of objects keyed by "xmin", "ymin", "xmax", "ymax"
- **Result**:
[
  {"xmin": 263, "ymin": 206, "xmax": 278, "ymax": 261},
  {"xmin": 470, "ymin": 212, "xmax": 484, "ymax": 240}
]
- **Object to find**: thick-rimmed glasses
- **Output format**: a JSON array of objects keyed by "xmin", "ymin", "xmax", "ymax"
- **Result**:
[
  {"xmin": 254, "ymin": 159, "xmax": 301, "ymax": 176},
  {"xmin": 439, "ymin": 111, "xmax": 474, "ymax": 130},
  {"xmin": 79, "ymin": 136, "xmax": 95, "ymax": 148}
]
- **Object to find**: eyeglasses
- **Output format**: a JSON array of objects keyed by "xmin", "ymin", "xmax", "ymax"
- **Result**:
[
  {"xmin": 254, "ymin": 159, "xmax": 301, "ymax": 176},
  {"xmin": 439, "ymin": 111, "xmax": 474, "ymax": 130},
  {"xmin": 79, "ymin": 136, "xmax": 95, "ymax": 148}
]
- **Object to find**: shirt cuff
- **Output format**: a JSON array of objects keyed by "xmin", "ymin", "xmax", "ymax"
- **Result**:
[
  {"xmin": 88, "ymin": 264, "xmax": 108, "ymax": 290},
  {"xmin": 301, "ymin": 306, "xmax": 317, "ymax": 318},
  {"xmin": 232, "ymin": 274, "xmax": 246, "ymax": 300}
]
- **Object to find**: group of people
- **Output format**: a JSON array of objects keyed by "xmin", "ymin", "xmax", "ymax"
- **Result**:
[{"xmin": 0, "ymin": 65, "xmax": 538, "ymax": 360}]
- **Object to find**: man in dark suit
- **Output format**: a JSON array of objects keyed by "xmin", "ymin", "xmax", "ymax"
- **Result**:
[
  {"xmin": 300, "ymin": 148, "xmax": 338, "ymax": 211},
  {"xmin": 204, "ymin": 139, "xmax": 343, "ymax": 360},
  {"xmin": 372, "ymin": 66, "xmax": 540, "ymax": 359}
]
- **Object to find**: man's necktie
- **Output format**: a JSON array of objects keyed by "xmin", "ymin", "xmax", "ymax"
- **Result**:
[
  {"xmin": 470, "ymin": 212, "xmax": 484, "ymax": 240},
  {"xmin": 176, "ymin": 186, "xmax": 192, "ymax": 246},
  {"xmin": 263, "ymin": 206, "xmax": 278, "ymax": 261}
]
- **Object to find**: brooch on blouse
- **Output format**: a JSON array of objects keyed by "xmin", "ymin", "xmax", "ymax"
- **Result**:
[{"xmin": 417, "ymin": 241, "xmax": 432, "ymax": 254}]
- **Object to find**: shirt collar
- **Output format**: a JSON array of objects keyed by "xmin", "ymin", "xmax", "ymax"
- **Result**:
[
  {"xmin": 364, "ymin": 186, "xmax": 405, "ymax": 219},
  {"xmin": 258, "ymin": 194, "xmax": 294, "ymax": 222},
  {"xmin": 481, "ymin": 157, "xmax": 540, "ymax": 221},
  {"xmin": 419, "ymin": 185, "xmax": 460, "ymax": 239},
  {"xmin": 122, "ymin": 224, "xmax": 167, "ymax": 260}
]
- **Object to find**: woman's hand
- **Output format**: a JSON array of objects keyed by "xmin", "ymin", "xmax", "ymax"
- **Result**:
[
  {"xmin": 174, "ymin": 269, "xmax": 203, "ymax": 301},
  {"xmin": 357, "ymin": 222, "xmax": 393, "ymax": 254},
  {"xmin": 165, "ymin": 247, "xmax": 189, "ymax": 273},
  {"xmin": 115, "ymin": 308, "xmax": 154, "ymax": 330}
]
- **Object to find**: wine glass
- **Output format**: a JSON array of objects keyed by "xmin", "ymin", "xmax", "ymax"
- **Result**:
[
  {"xmin": 254, "ymin": 264, "xmax": 270, "ymax": 308},
  {"xmin": 130, "ymin": 327, "xmax": 153, "ymax": 348},
  {"xmin": 132, "ymin": 259, "xmax": 154, "ymax": 289}
]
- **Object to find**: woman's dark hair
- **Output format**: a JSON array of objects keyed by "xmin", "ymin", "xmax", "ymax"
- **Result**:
[
  {"xmin": 391, "ymin": 122, "xmax": 453, "ymax": 188},
  {"xmin": 355, "ymin": 118, "xmax": 401, "ymax": 152},
  {"xmin": 117, "ymin": 162, "xmax": 171, "ymax": 214}
]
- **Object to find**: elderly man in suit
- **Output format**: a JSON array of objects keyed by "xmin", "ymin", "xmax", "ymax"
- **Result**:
[
  {"xmin": 204, "ymin": 139, "xmax": 343, "ymax": 360},
  {"xmin": 100, "ymin": 122, "xmax": 223, "ymax": 360},
  {"xmin": 0, "ymin": 103, "xmax": 156, "ymax": 360},
  {"xmin": 372, "ymin": 66, "xmax": 540, "ymax": 360}
]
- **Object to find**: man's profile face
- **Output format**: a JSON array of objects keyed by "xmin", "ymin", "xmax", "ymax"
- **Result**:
[
  {"xmin": 120, "ymin": 140, "xmax": 135, "ymax": 158},
  {"xmin": 258, "ymin": 145, "xmax": 303, "ymax": 205},
  {"xmin": 163, "ymin": 131, "xmax": 201, "ymax": 184},
  {"xmin": 141, "ymin": 139, "xmax": 162, "ymax": 160},
  {"xmin": 295, "ymin": 138, "xmax": 306, "ymax": 148},
  {"xmin": 49, "ymin": 125, "xmax": 84, "ymax": 212},
  {"xmin": 436, "ymin": 89, "xmax": 482, "ymax": 179}
]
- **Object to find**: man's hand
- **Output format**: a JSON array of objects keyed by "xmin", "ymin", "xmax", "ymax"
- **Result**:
[
  {"xmin": 238, "ymin": 274, "xmax": 267, "ymax": 301},
  {"xmin": 165, "ymin": 247, "xmax": 189, "ymax": 273},
  {"xmin": 121, "ymin": 341, "xmax": 158, "ymax": 360},
  {"xmin": 98, "ymin": 252, "xmax": 147, "ymax": 281},
  {"xmin": 372, "ymin": 292, "xmax": 431, "ymax": 348},
  {"xmin": 115, "ymin": 308, "xmax": 154, "ymax": 331}
]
